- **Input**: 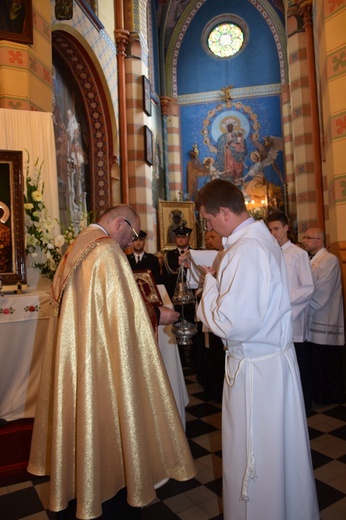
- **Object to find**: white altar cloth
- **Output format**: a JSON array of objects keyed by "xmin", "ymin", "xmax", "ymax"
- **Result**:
[
  {"xmin": 158, "ymin": 285, "xmax": 189, "ymax": 428},
  {"xmin": 0, "ymin": 289, "xmax": 51, "ymax": 421}
]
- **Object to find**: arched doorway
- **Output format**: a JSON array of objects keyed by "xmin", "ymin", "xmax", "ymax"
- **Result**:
[{"xmin": 52, "ymin": 30, "xmax": 113, "ymax": 224}]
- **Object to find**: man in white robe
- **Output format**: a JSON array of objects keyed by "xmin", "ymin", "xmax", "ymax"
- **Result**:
[
  {"xmin": 303, "ymin": 228, "xmax": 345, "ymax": 403},
  {"xmin": 267, "ymin": 212, "xmax": 314, "ymax": 412},
  {"xmin": 194, "ymin": 179, "xmax": 319, "ymax": 520}
]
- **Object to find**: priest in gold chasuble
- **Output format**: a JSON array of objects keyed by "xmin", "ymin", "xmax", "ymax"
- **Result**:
[{"xmin": 28, "ymin": 205, "xmax": 196, "ymax": 519}]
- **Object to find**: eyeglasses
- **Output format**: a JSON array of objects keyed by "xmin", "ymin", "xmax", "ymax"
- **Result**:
[
  {"xmin": 123, "ymin": 219, "xmax": 139, "ymax": 241},
  {"xmin": 302, "ymin": 236, "xmax": 320, "ymax": 240}
]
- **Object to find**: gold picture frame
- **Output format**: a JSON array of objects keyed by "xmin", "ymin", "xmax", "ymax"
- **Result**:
[
  {"xmin": 158, "ymin": 201, "xmax": 196, "ymax": 250},
  {"xmin": 0, "ymin": 0, "xmax": 33, "ymax": 44},
  {"xmin": 0, "ymin": 150, "xmax": 27, "ymax": 288}
]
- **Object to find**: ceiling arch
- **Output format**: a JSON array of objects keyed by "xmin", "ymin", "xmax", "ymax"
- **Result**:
[{"xmin": 162, "ymin": 0, "xmax": 288, "ymax": 98}]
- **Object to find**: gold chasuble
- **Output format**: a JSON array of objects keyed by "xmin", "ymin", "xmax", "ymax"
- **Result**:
[{"xmin": 28, "ymin": 227, "xmax": 196, "ymax": 519}]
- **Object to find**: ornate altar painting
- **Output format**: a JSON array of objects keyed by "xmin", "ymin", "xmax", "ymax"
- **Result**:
[
  {"xmin": 158, "ymin": 201, "xmax": 196, "ymax": 250},
  {"xmin": 0, "ymin": 150, "xmax": 27, "ymax": 288},
  {"xmin": 52, "ymin": 56, "xmax": 91, "ymax": 231},
  {"xmin": 183, "ymin": 99, "xmax": 286, "ymax": 217}
]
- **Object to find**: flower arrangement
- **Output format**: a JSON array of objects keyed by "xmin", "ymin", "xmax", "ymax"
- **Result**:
[{"xmin": 24, "ymin": 155, "xmax": 89, "ymax": 280}]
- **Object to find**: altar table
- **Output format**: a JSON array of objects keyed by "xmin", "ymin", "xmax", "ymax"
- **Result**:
[
  {"xmin": 157, "ymin": 285, "xmax": 189, "ymax": 428},
  {"xmin": 0, "ymin": 289, "xmax": 51, "ymax": 421}
]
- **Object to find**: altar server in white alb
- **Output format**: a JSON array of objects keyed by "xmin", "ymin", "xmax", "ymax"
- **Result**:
[
  {"xmin": 267, "ymin": 211, "xmax": 314, "ymax": 413},
  {"xmin": 194, "ymin": 179, "xmax": 319, "ymax": 520},
  {"xmin": 303, "ymin": 228, "xmax": 345, "ymax": 404}
]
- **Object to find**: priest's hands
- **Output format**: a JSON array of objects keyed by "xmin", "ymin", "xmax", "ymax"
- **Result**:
[
  {"xmin": 200, "ymin": 265, "xmax": 216, "ymax": 276},
  {"xmin": 178, "ymin": 251, "xmax": 191, "ymax": 268},
  {"xmin": 158, "ymin": 306, "xmax": 180, "ymax": 325}
]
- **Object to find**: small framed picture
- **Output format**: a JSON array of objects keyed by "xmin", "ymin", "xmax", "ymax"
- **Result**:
[
  {"xmin": 158, "ymin": 201, "xmax": 197, "ymax": 250},
  {"xmin": 0, "ymin": 0, "xmax": 33, "ymax": 44},
  {"xmin": 142, "ymin": 75, "xmax": 151, "ymax": 116},
  {"xmin": 133, "ymin": 270, "xmax": 163, "ymax": 306},
  {"xmin": 144, "ymin": 126, "xmax": 153, "ymax": 165}
]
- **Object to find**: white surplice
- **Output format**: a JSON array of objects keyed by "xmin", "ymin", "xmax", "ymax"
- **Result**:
[
  {"xmin": 308, "ymin": 247, "xmax": 344, "ymax": 345},
  {"xmin": 197, "ymin": 220, "xmax": 319, "ymax": 520},
  {"xmin": 281, "ymin": 240, "xmax": 314, "ymax": 342}
]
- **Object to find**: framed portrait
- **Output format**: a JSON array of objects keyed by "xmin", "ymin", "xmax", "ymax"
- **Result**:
[
  {"xmin": 133, "ymin": 270, "xmax": 163, "ymax": 306},
  {"xmin": 0, "ymin": 0, "xmax": 33, "ymax": 44},
  {"xmin": 158, "ymin": 201, "xmax": 196, "ymax": 250},
  {"xmin": 142, "ymin": 75, "xmax": 151, "ymax": 116},
  {"xmin": 0, "ymin": 150, "xmax": 27, "ymax": 289},
  {"xmin": 144, "ymin": 125, "xmax": 153, "ymax": 165}
]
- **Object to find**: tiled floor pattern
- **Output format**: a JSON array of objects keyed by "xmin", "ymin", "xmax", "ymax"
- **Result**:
[{"xmin": 0, "ymin": 369, "xmax": 345, "ymax": 519}]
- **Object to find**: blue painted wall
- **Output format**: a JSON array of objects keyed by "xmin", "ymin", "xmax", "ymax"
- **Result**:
[
  {"xmin": 175, "ymin": 0, "xmax": 284, "ymax": 200},
  {"xmin": 177, "ymin": 0, "xmax": 280, "ymax": 94}
]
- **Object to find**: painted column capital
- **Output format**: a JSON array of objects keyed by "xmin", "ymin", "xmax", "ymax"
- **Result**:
[
  {"xmin": 298, "ymin": 0, "xmax": 313, "ymax": 26},
  {"xmin": 114, "ymin": 29, "xmax": 130, "ymax": 55}
]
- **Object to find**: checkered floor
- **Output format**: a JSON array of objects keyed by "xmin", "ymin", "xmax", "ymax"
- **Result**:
[{"xmin": 0, "ymin": 368, "xmax": 345, "ymax": 519}]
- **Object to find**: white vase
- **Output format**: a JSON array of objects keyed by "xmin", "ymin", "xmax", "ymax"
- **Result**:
[{"xmin": 25, "ymin": 249, "xmax": 51, "ymax": 291}]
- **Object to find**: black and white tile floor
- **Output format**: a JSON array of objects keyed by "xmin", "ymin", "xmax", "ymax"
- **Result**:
[{"xmin": 1, "ymin": 368, "xmax": 345, "ymax": 519}]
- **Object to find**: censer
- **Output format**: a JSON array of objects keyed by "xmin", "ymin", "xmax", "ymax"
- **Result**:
[{"xmin": 171, "ymin": 264, "xmax": 197, "ymax": 345}]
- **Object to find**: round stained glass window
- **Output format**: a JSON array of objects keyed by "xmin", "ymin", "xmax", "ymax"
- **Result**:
[{"xmin": 208, "ymin": 23, "xmax": 244, "ymax": 58}]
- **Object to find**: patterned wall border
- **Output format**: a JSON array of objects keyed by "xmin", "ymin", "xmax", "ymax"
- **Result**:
[
  {"xmin": 328, "ymin": 110, "xmax": 346, "ymax": 143},
  {"xmin": 178, "ymin": 83, "xmax": 282, "ymax": 105},
  {"xmin": 323, "ymin": 0, "xmax": 346, "ymax": 20},
  {"xmin": 0, "ymin": 44, "xmax": 52, "ymax": 88},
  {"xmin": 0, "ymin": 4, "xmax": 52, "ymax": 111},
  {"xmin": 163, "ymin": 0, "xmax": 288, "ymax": 98},
  {"xmin": 325, "ymin": 45, "xmax": 346, "ymax": 82},
  {"xmin": 328, "ymin": 174, "xmax": 346, "ymax": 208},
  {"xmin": 52, "ymin": 30, "xmax": 112, "ymax": 219}
]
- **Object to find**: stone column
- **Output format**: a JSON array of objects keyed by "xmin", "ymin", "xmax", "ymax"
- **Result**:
[
  {"xmin": 298, "ymin": 0, "xmax": 324, "ymax": 229},
  {"xmin": 115, "ymin": 28, "xmax": 130, "ymax": 204},
  {"xmin": 160, "ymin": 96, "xmax": 181, "ymax": 201}
]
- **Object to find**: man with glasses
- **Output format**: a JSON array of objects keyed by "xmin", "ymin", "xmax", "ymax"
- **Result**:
[
  {"xmin": 127, "ymin": 229, "xmax": 162, "ymax": 284},
  {"xmin": 302, "ymin": 228, "xmax": 345, "ymax": 404},
  {"xmin": 267, "ymin": 212, "xmax": 314, "ymax": 413},
  {"xmin": 28, "ymin": 204, "xmax": 196, "ymax": 520}
]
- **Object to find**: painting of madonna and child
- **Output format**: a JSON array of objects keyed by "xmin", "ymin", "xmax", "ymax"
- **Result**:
[{"xmin": 183, "ymin": 101, "xmax": 286, "ymax": 218}]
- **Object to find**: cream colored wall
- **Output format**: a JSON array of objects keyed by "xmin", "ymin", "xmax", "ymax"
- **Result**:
[{"xmin": 97, "ymin": 0, "xmax": 115, "ymax": 41}]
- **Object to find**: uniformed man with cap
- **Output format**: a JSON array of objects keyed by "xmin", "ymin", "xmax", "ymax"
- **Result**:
[
  {"xmin": 162, "ymin": 224, "xmax": 193, "ymax": 300},
  {"xmin": 127, "ymin": 229, "xmax": 162, "ymax": 285},
  {"xmin": 162, "ymin": 224, "xmax": 198, "ymax": 367}
]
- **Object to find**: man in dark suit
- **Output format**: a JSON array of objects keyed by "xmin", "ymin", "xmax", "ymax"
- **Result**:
[{"xmin": 127, "ymin": 230, "xmax": 162, "ymax": 285}]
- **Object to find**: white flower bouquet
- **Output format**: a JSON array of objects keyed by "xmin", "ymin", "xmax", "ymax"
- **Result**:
[{"xmin": 24, "ymin": 154, "xmax": 89, "ymax": 280}]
